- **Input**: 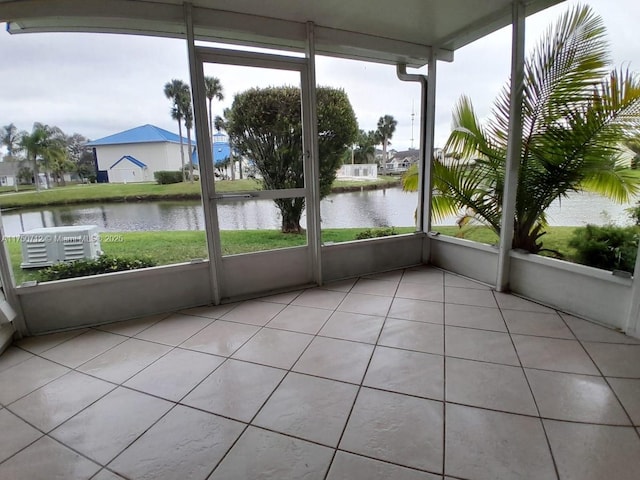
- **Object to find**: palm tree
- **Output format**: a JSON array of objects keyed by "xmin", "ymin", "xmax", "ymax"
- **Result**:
[
  {"xmin": 204, "ymin": 76, "xmax": 224, "ymax": 138},
  {"xmin": 353, "ymin": 129, "xmax": 377, "ymax": 164},
  {"xmin": 376, "ymin": 115, "xmax": 397, "ymax": 175},
  {"xmin": 19, "ymin": 123, "xmax": 64, "ymax": 191},
  {"xmin": 164, "ymin": 79, "xmax": 189, "ymax": 182},
  {"xmin": 403, "ymin": 5, "xmax": 640, "ymax": 254},
  {"xmin": 1, "ymin": 123, "xmax": 21, "ymax": 158},
  {"xmin": 179, "ymin": 87, "xmax": 195, "ymax": 183}
]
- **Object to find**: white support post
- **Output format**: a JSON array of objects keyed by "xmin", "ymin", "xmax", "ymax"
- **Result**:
[
  {"xmin": 422, "ymin": 52, "xmax": 438, "ymax": 233},
  {"xmin": 184, "ymin": 2, "xmax": 222, "ymax": 304},
  {"xmin": 496, "ymin": 1, "xmax": 526, "ymax": 292},
  {"xmin": 304, "ymin": 22, "xmax": 323, "ymax": 286},
  {"xmin": 625, "ymin": 245, "xmax": 640, "ymax": 337}
]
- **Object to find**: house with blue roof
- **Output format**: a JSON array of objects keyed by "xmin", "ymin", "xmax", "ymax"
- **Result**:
[{"xmin": 86, "ymin": 124, "xmax": 194, "ymax": 183}]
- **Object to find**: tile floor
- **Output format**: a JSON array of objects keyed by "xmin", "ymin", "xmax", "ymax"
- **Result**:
[{"xmin": 1, "ymin": 266, "xmax": 640, "ymax": 479}]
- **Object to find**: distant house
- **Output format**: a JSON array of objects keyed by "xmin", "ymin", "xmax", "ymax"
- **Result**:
[
  {"xmin": 86, "ymin": 124, "xmax": 194, "ymax": 183},
  {"xmin": 0, "ymin": 160, "xmax": 19, "ymax": 187},
  {"xmin": 386, "ymin": 149, "xmax": 420, "ymax": 173}
]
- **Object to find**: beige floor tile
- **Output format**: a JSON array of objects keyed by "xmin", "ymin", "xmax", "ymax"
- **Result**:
[
  {"xmin": 95, "ymin": 313, "xmax": 167, "ymax": 337},
  {"xmin": 396, "ymin": 282, "xmax": 443, "ymax": 302},
  {"xmin": 92, "ymin": 470, "xmax": 125, "ymax": 480},
  {"xmin": 351, "ymin": 278, "xmax": 399, "ymax": 296},
  {"xmin": 401, "ymin": 267, "xmax": 444, "ymax": 285},
  {"xmin": 232, "ymin": 328, "xmax": 313, "ymax": 369},
  {"xmin": 292, "ymin": 288, "xmax": 347, "ymax": 309},
  {"xmin": 388, "ymin": 298, "xmax": 443, "ymax": 323},
  {"xmin": 608, "ymin": 377, "xmax": 640, "ymax": 425},
  {"xmin": 494, "ymin": 292, "xmax": 554, "ymax": 313},
  {"xmin": 561, "ymin": 314, "xmax": 640, "ymax": 344},
  {"xmin": 446, "ymin": 404, "xmax": 555, "ymax": 480},
  {"xmin": 180, "ymin": 303, "xmax": 236, "ymax": 319},
  {"xmin": 545, "ymin": 420, "xmax": 640, "ymax": 480},
  {"xmin": 337, "ymin": 292, "xmax": 393, "ymax": 316},
  {"xmin": 0, "ymin": 436, "xmax": 100, "ymax": 480},
  {"xmin": 254, "ymin": 372, "xmax": 358, "ymax": 446},
  {"xmin": 327, "ymin": 452, "xmax": 441, "ymax": 480},
  {"xmin": 320, "ymin": 278, "xmax": 357, "ymax": 292},
  {"xmin": 363, "ymin": 270, "xmax": 404, "ymax": 283},
  {"xmin": 364, "ymin": 346, "xmax": 444, "ymax": 400},
  {"xmin": 125, "ymin": 348, "xmax": 225, "ymax": 402},
  {"xmin": 50, "ymin": 387, "xmax": 172, "ymax": 465},
  {"xmin": 78, "ymin": 338, "xmax": 171, "ymax": 384},
  {"xmin": 0, "ymin": 408, "xmax": 41, "ymax": 462},
  {"xmin": 209, "ymin": 427, "xmax": 333, "ymax": 480},
  {"xmin": 444, "ymin": 303, "xmax": 506, "ymax": 332},
  {"xmin": 527, "ymin": 369, "xmax": 629, "ymax": 424},
  {"xmin": 257, "ymin": 290, "xmax": 303, "ymax": 304},
  {"xmin": 293, "ymin": 336, "xmax": 374, "ymax": 384},
  {"xmin": 109, "ymin": 405, "xmax": 244, "ymax": 480},
  {"xmin": 378, "ymin": 318, "xmax": 444, "ymax": 355},
  {"xmin": 446, "ymin": 326, "xmax": 519, "ymax": 366},
  {"xmin": 513, "ymin": 335, "xmax": 599, "ymax": 375},
  {"xmin": 444, "ymin": 287, "xmax": 497, "ymax": 308},
  {"xmin": 267, "ymin": 305, "xmax": 332, "ymax": 334},
  {"xmin": 0, "ymin": 356, "xmax": 69, "ymax": 405},
  {"xmin": 40, "ymin": 330, "xmax": 126, "ymax": 368},
  {"xmin": 319, "ymin": 311, "xmax": 384, "ymax": 344},
  {"xmin": 0, "ymin": 346, "xmax": 33, "ymax": 373},
  {"xmin": 340, "ymin": 387, "xmax": 443, "ymax": 472},
  {"xmin": 582, "ymin": 342, "xmax": 640, "ymax": 377},
  {"xmin": 446, "ymin": 357, "xmax": 537, "ymax": 415},
  {"xmin": 179, "ymin": 320, "xmax": 259, "ymax": 356},
  {"xmin": 183, "ymin": 359, "xmax": 285, "ymax": 422},
  {"xmin": 444, "ymin": 273, "xmax": 491, "ymax": 290},
  {"xmin": 16, "ymin": 329, "xmax": 88, "ymax": 354},
  {"xmin": 9, "ymin": 371, "xmax": 115, "ymax": 432},
  {"xmin": 503, "ymin": 310, "xmax": 575, "ymax": 339},
  {"xmin": 219, "ymin": 300, "xmax": 285, "ymax": 326},
  {"xmin": 133, "ymin": 313, "xmax": 212, "ymax": 346}
]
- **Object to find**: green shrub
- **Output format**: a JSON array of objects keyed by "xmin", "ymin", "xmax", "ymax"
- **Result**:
[
  {"xmin": 37, "ymin": 254, "xmax": 157, "ymax": 282},
  {"xmin": 568, "ymin": 224, "xmax": 638, "ymax": 272},
  {"xmin": 154, "ymin": 171, "xmax": 183, "ymax": 184},
  {"xmin": 355, "ymin": 227, "xmax": 399, "ymax": 240},
  {"xmin": 627, "ymin": 201, "xmax": 640, "ymax": 226}
]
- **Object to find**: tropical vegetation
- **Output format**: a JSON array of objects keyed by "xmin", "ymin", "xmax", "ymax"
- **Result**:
[
  {"xmin": 403, "ymin": 5, "xmax": 640, "ymax": 254},
  {"xmin": 225, "ymin": 86, "xmax": 358, "ymax": 233}
]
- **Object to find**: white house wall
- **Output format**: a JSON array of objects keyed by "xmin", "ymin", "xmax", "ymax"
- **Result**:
[{"xmin": 95, "ymin": 142, "xmax": 186, "ymax": 182}]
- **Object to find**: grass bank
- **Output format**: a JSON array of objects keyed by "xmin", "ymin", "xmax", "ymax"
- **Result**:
[
  {"xmin": 0, "ymin": 177, "xmax": 400, "ymax": 209},
  {"xmin": 7, "ymin": 225, "xmax": 578, "ymax": 285}
]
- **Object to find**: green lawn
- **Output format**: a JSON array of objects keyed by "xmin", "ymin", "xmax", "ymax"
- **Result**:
[
  {"xmin": 0, "ymin": 176, "xmax": 400, "ymax": 209},
  {"xmin": 7, "ymin": 225, "xmax": 578, "ymax": 285}
]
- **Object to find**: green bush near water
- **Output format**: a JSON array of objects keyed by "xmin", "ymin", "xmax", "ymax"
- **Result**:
[
  {"xmin": 154, "ymin": 171, "xmax": 183, "ymax": 185},
  {"xmin": 568, "ymin": 224, "xmax": 639, "ymax": 272},
  {"xmin": 36, "ymin": 254, "xmax": 157, "ymax": 281}
]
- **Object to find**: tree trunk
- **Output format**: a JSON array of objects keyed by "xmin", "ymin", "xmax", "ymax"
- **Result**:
[
  {"xmin": 186, "ymin": 126, "xmax": 194, "ymax": 183},
  {"xmin": 33, "ymin": 156, "xmax": 40, "ymax": 192},
  {"xmin": 382, "ymin": 139, "xmax": 388, "ymax": 175},
  {"xmin": 177, "ymin": 121, "xmax": 186, "ymax": 183},
  {"xmin": 276, "ymin": 198, "xmax": 305, "ymax": 234}
]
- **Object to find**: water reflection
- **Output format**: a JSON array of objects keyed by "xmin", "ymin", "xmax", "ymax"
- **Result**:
[{"xmin": 0, "ymin": 188, "xmax": 633, "ymax": 236}]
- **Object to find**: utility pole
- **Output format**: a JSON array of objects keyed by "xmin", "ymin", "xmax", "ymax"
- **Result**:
[{"xmin": 410, "ymin": 100, "xmax": 415, "ymax": 149}]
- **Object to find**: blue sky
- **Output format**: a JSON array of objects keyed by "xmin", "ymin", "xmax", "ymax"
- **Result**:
[{"xmin": 0, "ymin": 0, "xmax": 637, "ymax": 152}]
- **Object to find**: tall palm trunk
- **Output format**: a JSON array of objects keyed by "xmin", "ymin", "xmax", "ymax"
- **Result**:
[
  {"xmin": 177, "ymin": 121, "xmax": 186, "ymax": 183},
  {"xmin": 186, "ymin": 125, "xmax": 194, "ymax": 183}
]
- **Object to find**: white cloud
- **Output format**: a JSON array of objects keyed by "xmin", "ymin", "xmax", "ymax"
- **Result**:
[{"xmin": 0, "ymin": 0, "xmax": 637, "ymax": 154}]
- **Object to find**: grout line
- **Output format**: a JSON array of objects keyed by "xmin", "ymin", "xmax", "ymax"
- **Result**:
[{"xmin": 493, "ymin": 289, "xmax": 561, "ymax": 480}]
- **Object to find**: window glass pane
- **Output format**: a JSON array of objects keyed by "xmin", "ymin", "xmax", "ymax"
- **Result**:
[{"xmin": 0, "ymin": 31, "xmax": 208, "ymax": 284}]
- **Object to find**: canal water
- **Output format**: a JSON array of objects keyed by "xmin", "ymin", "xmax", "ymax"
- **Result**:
[{"xmin": 1, "ymin": 187, "xmax": 634, "ymax": 236}]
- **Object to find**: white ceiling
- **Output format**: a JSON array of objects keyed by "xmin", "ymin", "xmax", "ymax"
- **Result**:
[{"xmin": 0, "ymin": 0, "xmax": 565, "ymax": 65}]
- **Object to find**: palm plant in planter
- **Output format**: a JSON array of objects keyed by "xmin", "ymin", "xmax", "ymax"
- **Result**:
[{"xmin": 404, "ymin": 5, "xmax": 640, "ymax": 253}]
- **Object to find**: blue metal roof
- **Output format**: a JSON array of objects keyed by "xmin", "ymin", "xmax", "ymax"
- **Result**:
[
  {"xmin": 109, "ymin": 155, "xmax": 147, "ymax": 169},
  {"xmin": 192, "ymin": 139, "xmax": 231, "ymax": 166},
  {"xmin": 87, "ymin": 124, "xmax": 193, "ymax": 146}
]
